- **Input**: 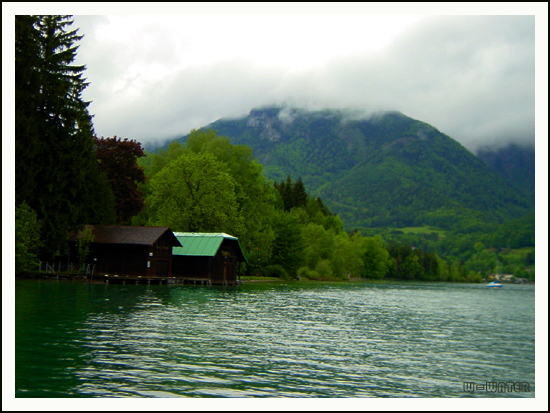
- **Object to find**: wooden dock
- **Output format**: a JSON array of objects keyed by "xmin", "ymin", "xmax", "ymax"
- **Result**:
[{"xmin": 37, "ymin": 273, "xmax": 241, "ymax": 286}]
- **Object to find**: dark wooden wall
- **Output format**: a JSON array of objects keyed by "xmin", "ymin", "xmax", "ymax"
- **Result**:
[{"xmin": 81, "ymin": 231, "xmax": 177, "ymax": 277}]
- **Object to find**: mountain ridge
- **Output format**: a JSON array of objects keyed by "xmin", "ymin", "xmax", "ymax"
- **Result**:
[
  {"xmin": 475, "ymin": 143, "xmax": 535, "ymax": 202},
  {"xmin": 165, "ymin": 106, "xmax": 534, "ymax": 231}
]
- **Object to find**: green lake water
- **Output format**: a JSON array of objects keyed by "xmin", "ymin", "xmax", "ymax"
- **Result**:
[{"xmin": 14, "ymin": 279, "xmax": 535, "ymax": 398}]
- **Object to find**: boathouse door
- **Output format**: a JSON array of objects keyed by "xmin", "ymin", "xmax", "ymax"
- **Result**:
[{"xmin": 155, "ymin": 260, "xmax": 169, "ymax": 277}]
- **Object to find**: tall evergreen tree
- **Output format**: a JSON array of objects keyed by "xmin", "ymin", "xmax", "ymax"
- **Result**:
[
  {"xmin": 15, "ymin": 15, "xmax": 115, "ymax": 255},
  {"xmin": 15, "ymin": 15, "xmax": 43, "ymax": 204},
  {"xmin": 270, "ymin": 211, "xmax": 305, "ymax": 276},
  {"xmin": 274, "ymin": 176, "xmax": 308, "ymax": 211},
  {"xmin": 291, "ymin": 177, "xmax": 308, "ymax": 209}
]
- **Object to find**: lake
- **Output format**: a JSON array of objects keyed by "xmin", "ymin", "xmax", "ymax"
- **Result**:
[{"xmin": 14, "ymin": 279, "xmax": 535, "ymax": 400}]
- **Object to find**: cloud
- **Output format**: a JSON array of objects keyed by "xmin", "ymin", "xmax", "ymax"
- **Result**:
[
  {"xmin": 262, "ymin": 15, "xmax": 536, "ymax": 151},
  {"xmin": 382, "ymin": 15, "xmax": 536, "ymax": 150},
  {"xmin": 72, "ymin": 14, "xmax": 536, "ymax": 152}
]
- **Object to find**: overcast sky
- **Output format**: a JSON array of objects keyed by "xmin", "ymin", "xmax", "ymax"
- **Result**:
[{"xmin": 6, "ymin": 3, "xmax": 548, "ymax": 153}]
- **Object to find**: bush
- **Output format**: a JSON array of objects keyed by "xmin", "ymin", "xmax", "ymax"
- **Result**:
[
  {"xmin": 297, "ymin": 266, "xmax": 320, "ymax": 281},
  {"xmin": 261, "ymin": 264, "xmax": 290, "ymax": 280},
  {"xmin": 15, "ymin": 202, "xmax": 42, "ymax": 275},
  {"xmin": 315, "ymin": 259, "xmax": 334, "ymax": 280},
  {"xmin": 76, "ymin": 225, "xmax": 94, "ymax": 270},
  {"xmin": 297, "ymin": 262, "xmax": 337, "ymax": 281}
]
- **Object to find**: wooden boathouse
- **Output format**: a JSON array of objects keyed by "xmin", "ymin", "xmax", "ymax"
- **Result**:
[
  {"xmin": 68, "ymin": 225, "xmax": 182, "ymax": 279},
  {"xmin": 65, "ymin": 227, "xmax": 247, "ymax": 285},
  {"xmin": 172, "ymin": 232, "xmax": 248, "ymax": 285}
]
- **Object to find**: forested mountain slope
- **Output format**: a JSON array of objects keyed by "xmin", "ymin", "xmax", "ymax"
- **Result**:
[
  {"xmin": 476, "ymin": 143, "xmax": 535, "ymax": 203},
  {"xmin": 170, "ymin": 106, "xmax": 534, "ymax": 231}
]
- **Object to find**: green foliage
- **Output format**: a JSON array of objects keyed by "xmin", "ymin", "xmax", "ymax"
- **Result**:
[
  {"xmin": 476, "ymin": 144, "xmax": 535, "ymax": 203},
  {"xmin": 15, "ymin": 15, "xmax": 116, "ymax": 255},
  {"xmin": 142, "ymin": 111, "xmax": 534, "ymax": 283},
  {"xmin": 314, "ymin": 259, "xmax": 334, "ymax": 280},
  {"xmin": 270, "ymin": 211, "xmax": 305, "ymax": 276},
  {"xmin": 361, "ymin": 235, "xmax": 392, "ymax": 279},
  {"xmin": 274, "ymin": 176, "xmax": 308, "ymax": 211},
  {"xmin": 301, "ymin": 223, "xmax": 335, "ymax": 269},
  {"xmin": 384, "ymin": 241, "xmax": 472, "ymax": 282},
  {"xmin": 155, "ymin": 136, "xmax": 514, "ymax": 282},
  {"xmin": 15, "ymin": 16, "xmax": 42, "ymax": 203},
  {"xmin": 76, "ymin": 225, "xmax": 94, "ymax": 269},
  {"xmin": 333, "ymin": 232, "xmax": 366, "ymax": 279},
  {"xmin": 171, "ymin": 106, "xmax": 533, "ymax": 233},
  {"xmin": 15, "ymin": 203, "xmax": 43, "ymax": 274},
  {"xmin": 17, "ymin": 18, "xmax": 533, "ymax": 283},
  {"xmin": 139, "ymin": 140, "xmax": 188, "ymax": 179},
  {"xmin": 297, "ymin": 266, "xmax": 318, "ymax": 281},
  {"xmin": 261, "ymin": 264, "xmax": 291, "ymax": 280},
  {"xmin": 146, "ymin": 151, "xmax": 245, "ymax": 235},
  {"xmin": 94, "ymin": 136, "xmax": 146, "ymax": 224},
  {"xmin": 184, "ymin": 129, "xmax": 280, "ymax": 268},
  {"xmin": 139, "ymin": 130, "xmax": 279, "ymax": 272}
]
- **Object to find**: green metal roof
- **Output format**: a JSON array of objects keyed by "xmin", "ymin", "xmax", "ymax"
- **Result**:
[{"xmin": 172, "ymin": 233, "xmax": 248, "ymax": 263}]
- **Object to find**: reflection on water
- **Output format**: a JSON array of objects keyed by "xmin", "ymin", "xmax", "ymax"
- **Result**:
[{"xmin": 15, "ymin": 280, "xmax": 535, "ymax": 397}]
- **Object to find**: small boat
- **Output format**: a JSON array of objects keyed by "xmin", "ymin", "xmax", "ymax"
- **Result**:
[{"xmin": 486, "ymin": 260, "xmax": 504, "ymax": 288}]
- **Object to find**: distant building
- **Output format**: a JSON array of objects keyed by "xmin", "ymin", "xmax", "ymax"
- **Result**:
[
  {"xmin": 172, "ymin": 233, "xmax": 248, "ymax": 285},
  {"xmin": 500, "ymin": 274, "xmax": 515, "ymax": 283},
  {"xmin": 489, "ymin": 273, "xmax": 518, "ymax": 283},
  {"xmin": 513, "ymin": 278, "xmax": 530, "ymax": 284}
]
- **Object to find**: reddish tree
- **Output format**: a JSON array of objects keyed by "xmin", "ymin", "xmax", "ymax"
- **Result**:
[{"xmin": 94, "ymin": 136, "xmax": 146, "ymax": 224}]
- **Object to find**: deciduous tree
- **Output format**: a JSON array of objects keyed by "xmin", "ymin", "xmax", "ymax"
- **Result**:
[
  {"xmin": 94, "ymin": 136, "xmax": 146, "ymax": 224},
  {"xmin": 146, "ymin": 152, "xmax": 245, "ymax": 235},
  {"xmin": 140, "ymin": 130, "xmax": 279, "ymax": 271}
]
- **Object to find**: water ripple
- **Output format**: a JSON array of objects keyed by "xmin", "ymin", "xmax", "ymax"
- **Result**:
[{"xmin": 15, "ymin": 281, "xmax": 535, "ymax": 398}]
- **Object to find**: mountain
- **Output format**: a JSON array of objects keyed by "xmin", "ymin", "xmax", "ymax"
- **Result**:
[
  {"xmin": 169, "ymin": 106, "xmax": 534, "ymax": 231},
  {"xmin": 475, "ymin": 144, "xmax": 535, "ymax": 203}
]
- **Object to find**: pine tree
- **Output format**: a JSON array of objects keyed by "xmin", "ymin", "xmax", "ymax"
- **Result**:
[
  {"xmin": 15, "ymin": 15, "xmax": 115, "ymax": 255},
  {"xmin": 15, "ymin": 15, "xmax": 43, "ymax": 204},
  {"xmin": 274, "ymin": 176, "xmax": 309, "ymax": 211},
  {"xmin": 270, "ymin": 211, "xmax": 305, "ymax": 276},
  {"xmin": 291, "ymin": 177, "xmax": 308, "ymax": 209}
]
